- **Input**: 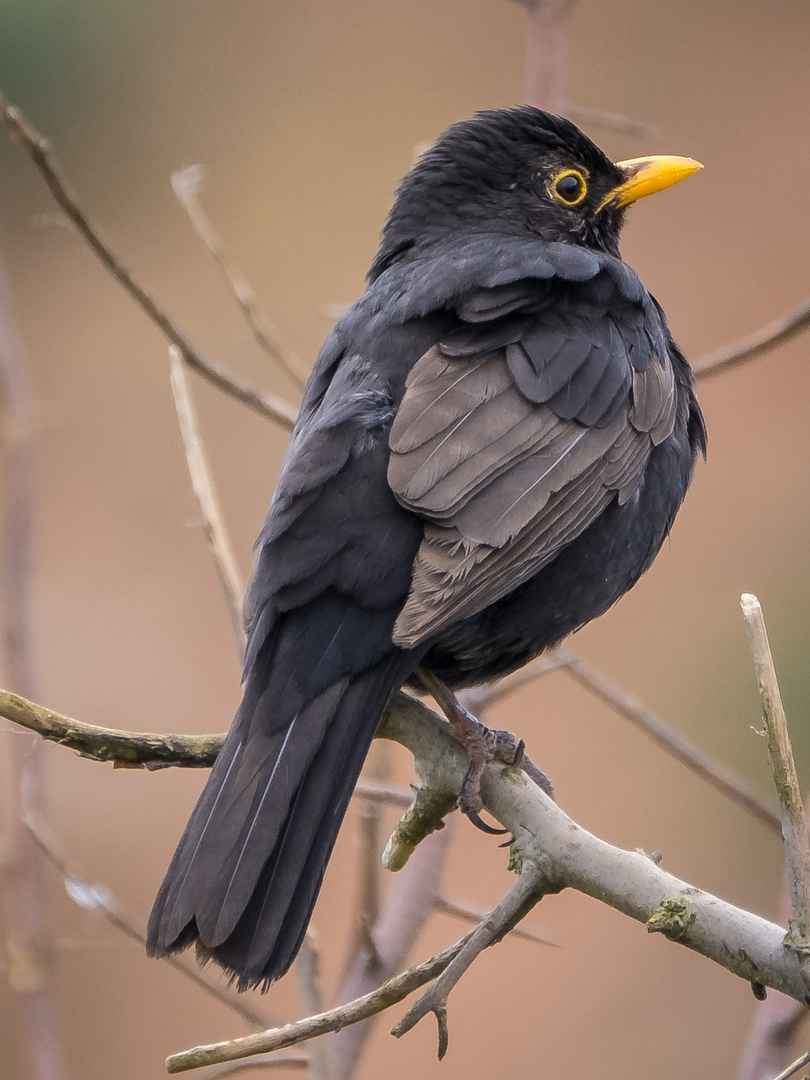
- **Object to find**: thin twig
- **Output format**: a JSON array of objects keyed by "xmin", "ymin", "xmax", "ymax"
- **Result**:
[
  {"xmin": 0, "ymin": 687, "xmax": 224, "ymax": 768},
  {"xmin": 0, "ymin": 247, "xmax": 66, "ymax": 1080},
  {"xmin": 339, "ymin": 743, "xmax": 391, "ymax": 985},
  {"xmin": 165, "ymin": 934, "xmax": 473, "ymax": 1073},
  {"xmin": 523, "ymin": 0, "xmax": 577, "ymax": 112},
  {"xmin": 354, "ymin": 806, "xmax": 384, "ymax": 970},
  {"xmin": 0, "ymin": 94, "xmax": 297, "ymax": 430},
  {"xmin": 390, "ymin": 866, "xmax": 546, "ymax": 1057},
  {"xmin": 459, "ymin": 653, "xmax": 568, "ymax": 716},
  {"xmin": 353, "ymin": 778, "xmax": 412, "ymax": 809},
  {"xmin": 169, "ymin": 348, "xmax": 247, "ymax": 657},
  {"xmin": 24, "ymin": 815, "xmax": 276, "ymax": 1030},
  {"xmin": 554, "ymin": 647, "xmax": 781, "ymax": 835},
  {"xmin": 197, "ymin": 1058, "xmax": 308, "ymax": 1077},
  {"xmin": 737, "ymin": 988, "xmax": 808, "ymax": 1080},
  {"xmin": 566, "ymin": 105, "xmax": 660, "ymax": 139},
  {"xmin": 332, "ymin": 825, "xmax": 455, "ymax": 1080},
  {"xmin": 740, "ymin": 595, "xmax": 810, "ymax": 955},
  {"xmin": 434, "ymin": 894, "xmax": 556, "ymax": 947},
  {"xmin": 464, "ymin": 645, "xmax": 778, "ymax": 835},
  {"xmin": 737, "ymin": 821, "xmax": 810, "ymax": 1080},
  {"xmin": 694, "ymin": 299, "xmax": 810, "ymax": 381},
  {"xmin": 172, "ymin": 166, "xmax": 306, "ymax": 390},
  {"xmin": 295, "ymin": 933, "xmax": 330, "ymax": 1080},
  {"xmin": 772, "ymin": 1048, "xmax": 810, "ymax": 1080}
]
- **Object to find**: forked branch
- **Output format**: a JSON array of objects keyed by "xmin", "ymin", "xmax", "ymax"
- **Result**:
[{"xmin": 163, "ymin": 696, "xmax": 810, "ymax": 1073}]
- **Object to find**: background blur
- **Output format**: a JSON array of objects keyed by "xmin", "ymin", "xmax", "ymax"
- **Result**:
[{"xmin": 0, "ymin": 1, "xmax": 809, "ymax": 1077}]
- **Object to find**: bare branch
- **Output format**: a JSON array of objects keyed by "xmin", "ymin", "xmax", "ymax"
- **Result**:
[
  {"xmin": 332, "ymin": 824, "xmax": 455, "ymax": 1080},
  {"xmin": 165, "ymin": 685, "xmax": 810, "ymax": 1076},
  {"xmin": 462, "ymin": 643, "xmax": 777, "ymax": 843},
  {"xmin": 694, "ymin": 298, "xmax": 810, "ymax": 381},
  {"xmin": 25, "ymin": 816, "xmax": 276, "ymax": 1030},
  {"xmin": 772, "ymin": 1048, "xmax": 810, "ymax": 1080},
  {"xmin": 3, "ymin": 667, "xmax": 809, "ymax": 1076},
  {"xmin": 169, "ymin": 349, "xmax": 247, "ymax": 657},
  {"xmin": 390, "ymin": 866, "xmax": 547, "ymax": 1057},
  {"xmin": 0, "ymin": 245, "xmax": 66, "ymax": 1080},
  {"xmin": 355, "ymin": 805, "xmax": 384, "ymax": 966},
  {"xmin": 737, "ymin": 988, "xmax": 808, "ymax": 1080},
  {"xmin": 196, "ymin": 1058, "xmax": 308, "ymax": 1077},
  {"xmin": 338, "ymin": 742, "xmax": 392, "ymax": 985},
  {"xmin": 554, "ymin": 647, "xmax": 781, "ymax": 835},
  {"xmin": 434, "ymin": 894, "xmax": 556, "ymax": 947},
  {"xmin": 172, "ymin": 166, "xmax": 307, "ymax": 390},
  {"xmin": 566, "ymin": 105, "xmax": 660, "ymax": 139},
  {"xmin": 165, "ymin": 934, "xmax": 473, "ymax": 1074},
  {"xmin": 376, "ymin": 699, "xmax": 810, "ymax": 1002},
  {"xmin": 0, "ymin": 649, "xmax": 781, "ymax": 842},
  {"xmin": 459, "ymin": 653, "xmax": 567, "ymax": 716},
  {"xmin": 0, "ymin": 687, "xmax": 224, "ymax": 768},
  {"xmin": 295, "ymin": 933, "xmax": 330, "ymax": 1080},
  {"xmin": 741, "ymin": 595, "xmax": 810, "ymax": 956},
  {"xmin": 737, "ymin": 818, "xmax": 810, "ymax": 1080},
  {"xmin": 463, "ymin": 645, "xmax": 780, "ymax": 842},
  {"xmin": 353, "ymin": 778, "xmax": 412, "ymax": 809},
  {"xmin": 0, "ymin": 94, "xmax": 297, "ymax": 430},
  {"xmin": 523, "ymin": 0, "xmax": 577, "ymax": 112}
]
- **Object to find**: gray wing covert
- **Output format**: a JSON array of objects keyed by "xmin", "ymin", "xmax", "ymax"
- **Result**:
[{"xmin": 388, "ymin": 293, "xmax": 677, "ymax": 648}]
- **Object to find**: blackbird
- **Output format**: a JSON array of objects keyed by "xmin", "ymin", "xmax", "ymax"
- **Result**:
[{"xmin": 147, "ymin": 106, "xmax": 706, "ymax": 989}]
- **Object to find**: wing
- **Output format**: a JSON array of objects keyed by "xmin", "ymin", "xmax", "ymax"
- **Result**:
[{"xmin": 388, "ymin": 289, "xmax": 677, "ymax": 648}]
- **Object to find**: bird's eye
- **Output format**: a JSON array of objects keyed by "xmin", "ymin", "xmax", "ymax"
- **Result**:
[{"xmin": 549, "ymin": 169, "xmax": 588, "ymax": 207}]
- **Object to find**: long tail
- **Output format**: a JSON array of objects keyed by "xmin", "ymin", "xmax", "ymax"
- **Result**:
[{"xmin": 147, "ymin": 637, "xmax": 412, "ymax": 989}]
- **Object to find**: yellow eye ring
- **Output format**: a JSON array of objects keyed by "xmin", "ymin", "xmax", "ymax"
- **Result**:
[{"xmin": 548, "ymin": 169, "xmax": 588, "ymax": 207}]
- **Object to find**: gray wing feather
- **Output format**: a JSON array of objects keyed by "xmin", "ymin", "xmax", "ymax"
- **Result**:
[
  {"xmin": 389, "ymin": 346, "xmax": 664, "ymax": 647},
  {"xmin": 631, "ymin": 358, "xmax": 677, "ymax": 444}
]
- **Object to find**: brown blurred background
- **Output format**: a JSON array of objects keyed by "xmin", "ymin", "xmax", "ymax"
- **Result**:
[{"xmin": 0, "ymin": 0, "xmax": 809, "ymax": 1077}]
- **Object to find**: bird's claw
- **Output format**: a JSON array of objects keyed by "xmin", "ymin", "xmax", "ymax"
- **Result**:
[
  {"xmin": 455, "ymin": 720, "xmax": 523, "ymax": 834},
  {"xmin": 465, "ymin": 809, "xmax": 508, "ymax": 835}
]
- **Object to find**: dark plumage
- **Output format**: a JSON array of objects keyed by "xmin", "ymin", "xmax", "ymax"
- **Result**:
[{"xmin": 147, "ymin": 106, "xmax": 706, "ymax": 988}]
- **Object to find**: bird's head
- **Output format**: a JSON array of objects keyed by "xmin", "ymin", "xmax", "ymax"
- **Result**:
[{"xmin": 369, "ymin": 106, "xmax": 701, "ymax": 278}]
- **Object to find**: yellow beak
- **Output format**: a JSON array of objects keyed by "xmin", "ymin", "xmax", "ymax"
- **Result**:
[{"xmin": 600, "ymin": 155, "xmax": 703, "ymax": 211}]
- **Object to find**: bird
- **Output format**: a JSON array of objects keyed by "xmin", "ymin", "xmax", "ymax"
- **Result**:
[{"xmin": 147, "ymin": 106, "xmax": 707, "ymax": 990}]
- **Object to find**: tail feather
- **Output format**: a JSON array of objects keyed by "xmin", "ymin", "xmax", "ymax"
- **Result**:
[{"xmin": 147, "ymin": 649, "xmax": 412, "ymax": 988}]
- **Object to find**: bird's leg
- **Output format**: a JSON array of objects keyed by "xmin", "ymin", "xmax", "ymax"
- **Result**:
[{"xmin": 416, "ymin": 667, "xmax": 527, "ymax": 834}]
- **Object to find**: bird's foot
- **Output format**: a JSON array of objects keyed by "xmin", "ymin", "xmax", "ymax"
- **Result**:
[
  {"xmin": 456, "ymin": 720, "xmax": 526, "ymax": 833},
  {"xmin": 417, "ymin": 668, "xmax": 533, "ymax": 834}
]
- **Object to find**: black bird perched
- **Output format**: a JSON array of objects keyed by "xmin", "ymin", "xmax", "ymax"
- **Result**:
[{"xmin": 147, "ymin": 106, "xmax": 706, "ymax": 989}]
